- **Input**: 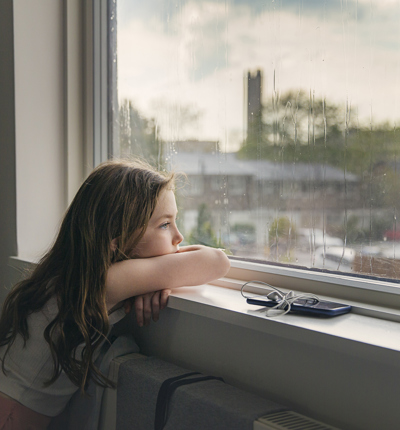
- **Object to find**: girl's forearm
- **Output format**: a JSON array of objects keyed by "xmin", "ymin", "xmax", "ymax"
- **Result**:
[{"xmin": 106, "ymin": 246, "xmax": 230, "ymax": 308}]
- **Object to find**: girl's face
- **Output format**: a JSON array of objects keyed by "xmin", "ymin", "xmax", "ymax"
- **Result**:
[{"xmin": 131, "ymin": 190, "xmax": 184, "ymax": 258}]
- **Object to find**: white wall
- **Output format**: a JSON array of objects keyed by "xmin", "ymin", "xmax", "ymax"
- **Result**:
[
  {"xmin": 13, "ymin": 0, "xmax": 66, "ymax": 261},
  {"xmin": 0, "ymin": 0, "xmax": 67, "ymax": 302}
]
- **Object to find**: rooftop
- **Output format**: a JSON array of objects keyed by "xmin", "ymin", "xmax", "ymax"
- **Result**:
[{"xmin": 168, "ymin": 151, "xmax": 358, "ymax": 182}]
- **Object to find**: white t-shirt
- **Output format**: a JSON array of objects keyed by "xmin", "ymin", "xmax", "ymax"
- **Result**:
[{"xmin": 0, "ymin": 297, "xmax": 124, "ymax": 417}]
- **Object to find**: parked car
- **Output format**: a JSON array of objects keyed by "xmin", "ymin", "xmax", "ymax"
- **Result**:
[{"xmin": 383, "ymin": 230, "xmax": 400, "ymax": 241}]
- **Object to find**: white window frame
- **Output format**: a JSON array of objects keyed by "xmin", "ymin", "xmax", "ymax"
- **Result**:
[
  {"xmin": 84, "ymin": 0, "xmax": 117, "ymax": 171},
  {"xmin": 63, "ymin": 0, "xmax": 114, "ymax": 201},
  {"xmin": 96, "ymin": 0, "xmax": 400, "ymax": 315},
  {"xmin": 64, "ymin": 0, "xmax": 85, "ymax": 202}
]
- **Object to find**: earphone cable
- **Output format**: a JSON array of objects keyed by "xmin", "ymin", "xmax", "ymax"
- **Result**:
[{"xmin": 241, "ymin": 280, "xmax": 320, "ymax": 317}]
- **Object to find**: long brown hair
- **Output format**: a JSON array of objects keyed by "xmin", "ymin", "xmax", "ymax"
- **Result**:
[{"xmin": 0, "ymin": 159, "xmax": 174, "ymax": 392}]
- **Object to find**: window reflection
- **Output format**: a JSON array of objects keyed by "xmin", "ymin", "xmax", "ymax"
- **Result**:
[{"xmin": 115, "ymin": 0, "xmax": 400, "ymax": 280}]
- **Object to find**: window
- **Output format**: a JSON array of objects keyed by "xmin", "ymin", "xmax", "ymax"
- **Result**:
[
  {"xmin": 186, "ymin": 175, "xmax": 204, "ymax": 196},
  {"xmin": 228, "ymin": 176, "xmax": 247, "ymax": 196},
  {"xmin": 109, "ymin": 0, "xmax": 400, "ymax": 292}
]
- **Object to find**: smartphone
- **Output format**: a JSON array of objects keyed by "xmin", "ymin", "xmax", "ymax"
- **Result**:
[{"xmin": 246, "ymin": 296, "xmax": 352, "ymax": 317}]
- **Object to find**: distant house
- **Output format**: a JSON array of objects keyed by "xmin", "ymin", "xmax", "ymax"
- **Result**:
[{"xmin": 168, "ymin": 142, "xmax": 360, "ymax": 213}]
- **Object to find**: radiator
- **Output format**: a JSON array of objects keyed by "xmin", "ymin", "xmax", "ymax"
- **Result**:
[
  {"xmin": 254, "ymin": 411, "xmax": 339, "ymax": 430},
  {"xmin": 99, "ymin": 354, "xmax": 339, "ymax": 430}
]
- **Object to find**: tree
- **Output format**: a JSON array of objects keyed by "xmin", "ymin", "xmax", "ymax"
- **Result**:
[
  {"xmin": 239, "ymin": 90, "xmax": 343, "ymax": 162},
  {"xmin": 238, "ymin": 89, "xmax": 400, "ymax": 209},
  {"xmin": 239, "ymin": 90, "xmax": 400, "ymax": 172},
  {"xmin": 268, "ymin": 216, "xmax": 297, "ymax": 262},
  {"xmin": 119, "ymin": 99, "xmax": 163, "ymax": 166},
  {"xmin": 188, "ymin": 203, "xmax": 222, "ymax": 248}
]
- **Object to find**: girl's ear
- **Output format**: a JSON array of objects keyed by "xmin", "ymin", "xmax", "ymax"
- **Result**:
[{"xmin": 110, "ymin": 238, "xmax": 119, "ymax": 252}]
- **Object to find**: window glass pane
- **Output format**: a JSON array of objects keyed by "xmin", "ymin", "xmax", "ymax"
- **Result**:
[{"xmin": 115, "ymin": 0, "xmax": 400, "ymax": 281}]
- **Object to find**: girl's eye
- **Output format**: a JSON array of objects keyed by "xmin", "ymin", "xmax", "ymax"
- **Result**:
[{"xmin": 160, "ymin": 222, "xmax": 170, "ymax": 230}]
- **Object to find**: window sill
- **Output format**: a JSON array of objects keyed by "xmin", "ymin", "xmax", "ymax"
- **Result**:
[{"xmin": 168, "ymin": 282, "xmax": 400, "ymax": 357}]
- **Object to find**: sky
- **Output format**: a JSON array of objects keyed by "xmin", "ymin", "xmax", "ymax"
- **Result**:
[{"xmin": 117, "ymin": 0, "xmax": 400, "ymax": 151}]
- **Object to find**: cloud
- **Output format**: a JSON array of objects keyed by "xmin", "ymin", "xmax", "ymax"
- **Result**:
[{"xmin": 117, "ymin": 0, "xmax": 400, "ymax": 150}]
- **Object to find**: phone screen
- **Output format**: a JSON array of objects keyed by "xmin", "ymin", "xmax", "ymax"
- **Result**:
[{"xmin": 293, "ymin": 299, "xmax": 346, "ymax": 310}]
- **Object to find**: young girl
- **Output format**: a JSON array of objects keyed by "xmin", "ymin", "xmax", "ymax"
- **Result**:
[{"xmin": 0, "ymin": 159, "xmax": 230, "ymax": 429}]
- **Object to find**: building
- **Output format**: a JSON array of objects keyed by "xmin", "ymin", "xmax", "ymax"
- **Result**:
[
  {"xmin": 246, "ymin": 69, "xmax": 263, "ymax": 138},
  {"xmin": 167, "ymin": 143, "xmax": 360, "ymax": 255}
]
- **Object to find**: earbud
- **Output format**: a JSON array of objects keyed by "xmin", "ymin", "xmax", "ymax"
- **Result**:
[{"xmin": 267, "ymin": 291, "xmax": 283, "ymax": 302}]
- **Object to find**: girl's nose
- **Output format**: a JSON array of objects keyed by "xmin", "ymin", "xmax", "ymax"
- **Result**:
[{"xmin": 174, "ymin": 228, "xmax": 184, "ymax": 245}]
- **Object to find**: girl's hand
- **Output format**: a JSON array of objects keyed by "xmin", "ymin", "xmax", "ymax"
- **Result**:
[{"xmin": 133, "ymin": 289, "xmax": 171, "ymax": 327}]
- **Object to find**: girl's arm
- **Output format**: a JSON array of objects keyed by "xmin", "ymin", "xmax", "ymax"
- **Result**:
[{"xmin": 106, "ymin": 245, "xmax": 230, "ymax": 310}]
